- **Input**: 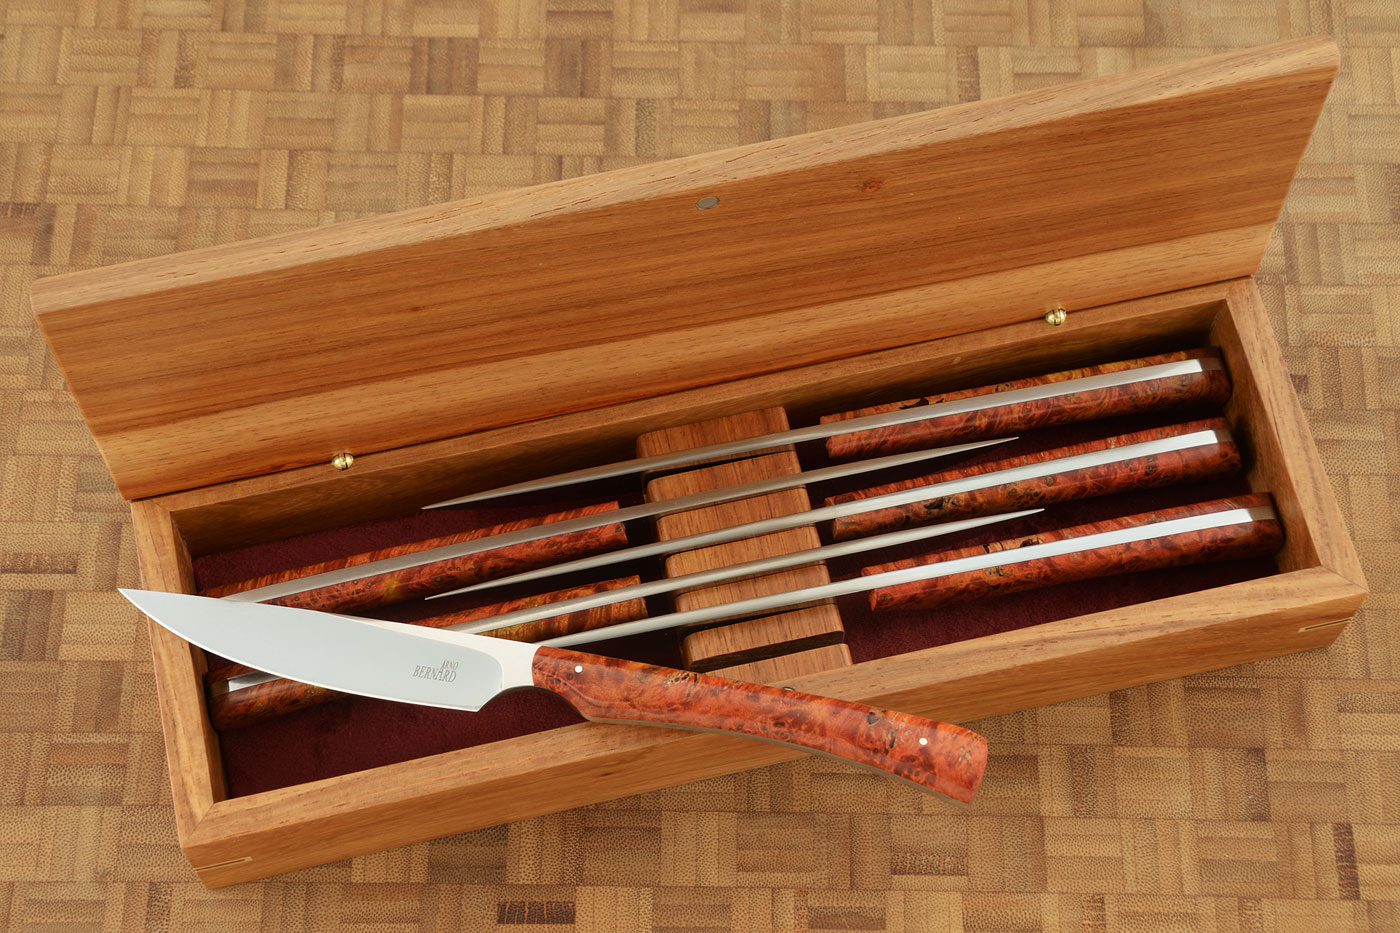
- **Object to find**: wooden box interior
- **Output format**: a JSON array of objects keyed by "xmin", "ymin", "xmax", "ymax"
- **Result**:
[{"xmin": 131, "ymin": 278, "xmax": 1366, "ymax": 886}]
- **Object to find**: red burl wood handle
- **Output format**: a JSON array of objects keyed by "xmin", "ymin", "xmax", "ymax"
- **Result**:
[
  {"xmin": 866, "ymin": 493, "xmax": 1281, "ymax": 612},
  {"xmin": 198, "ymin": 502, "xmax": 627, "ymax": 613},
  {"xmin": 821, "ymin": 348, "xmax": 1230, "ymax": 461},
  {"xmin": 532, "ymin": 646, "xmax": 988, "ymax": 804},
  {"xmin": 828, "ymin": 418, "xmax": 1239, "ymax": 540},
  {"xmin": 206, "ymin": 576, "xmax": 647, "ymax": 730}
]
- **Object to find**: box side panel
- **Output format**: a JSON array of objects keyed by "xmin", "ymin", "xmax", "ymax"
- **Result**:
[
  {"xmin": 129, "ymin": 499, "xmax": 228, "ymax": 844},
  {"xmin": 187, "ymin": 569, "xmax": 1360, "ymax": 887},
  {"xmin": 31, "ymin": 38, "xmax": 1337, "ymax": 498},
  {"xmin": 1214, "ymin": 279, "xmax": 1368, "ymax": 585},
  {"xmin": 839, "ymin": 568, "xmax": 1363, "ymax": 725}
]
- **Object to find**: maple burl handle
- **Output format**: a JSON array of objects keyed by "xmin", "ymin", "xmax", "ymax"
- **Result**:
[
  {"xmin": 207, "ymin": 576, "xmax": 647, "ymax": 730},
  {"xmin": 866, "ymin": 493, "xmax": 1282, "ymax": 612},
  {"xmin": 828, "ymin": 418, "xmax": 1239, "ymax": 540},
  {"xmin": 198, "ymin": 502, "xmax": 628, "ymax": 613},
  {"xmin": 531, "ymin": 646, "xmax": 987, "ymax": 804},
  {"xmin": 821, "ymin": 348, "xmax": 1230, "ymax": 461}
]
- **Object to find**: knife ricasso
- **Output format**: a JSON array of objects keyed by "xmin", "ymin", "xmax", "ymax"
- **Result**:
[
  {"xmin": 530, "ymin": 646, "xmax": 988, "ymax": 804},
  {"xmin": 864, "ymin": 493, "xmax": 1282, "ymax": 613},
  {"xmin": 197, "ymin": 502, "xmax": 628, "ymax": 613},
  {"xmin": 820, "ymin": 348, "xmax": 1230, "ymax": 461},
  {"xmin": 826, "ymin": 418, "xmax": 1240, "ymax": 541}
]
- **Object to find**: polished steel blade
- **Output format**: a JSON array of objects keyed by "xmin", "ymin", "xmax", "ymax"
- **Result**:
[
  {"xmin": 430, "ymin": 357, "xmax": 1224, "ymax": 507},
  {"xmin": 541, "ymin": 504, "xmax": 1277, "ymax": 647},
  {"xmin": 225, "ymin": 438, "xmax": 1008, "ymax": 605},
  {"xmin": 446, "ymin": 510, "xmax": 1037, "ymax": 627},
  {"xmin": 453, "ymin": 426, "xmax": 1232, "ymax": 595},
  {"xmin": 121, "ymin": 589, "xmax": 537, "ymax": 711},
  {"xmin": 214, "ymin": 510, "xmax": 1040, "ymax": 695}
]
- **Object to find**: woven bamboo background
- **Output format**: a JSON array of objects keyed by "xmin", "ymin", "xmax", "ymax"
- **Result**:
[{"xmin": 2, "ymin": 0, "xmax": 1398, "ymax": 930}]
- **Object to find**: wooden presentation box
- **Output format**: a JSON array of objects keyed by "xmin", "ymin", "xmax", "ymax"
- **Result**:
[{"xmin": 30, "ymin": 37, "xmax": 1365, "ymax": 887}]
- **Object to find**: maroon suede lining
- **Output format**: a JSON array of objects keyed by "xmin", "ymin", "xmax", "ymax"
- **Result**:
[{"xmin": 194, "ymin": 404, "xmax": 1276, "ymax": 797}]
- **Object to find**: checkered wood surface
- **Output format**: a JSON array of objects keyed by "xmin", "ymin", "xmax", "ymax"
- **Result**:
[{"xmin": 2, "ymin": 0, "xmax": 1398, "ymax": 929}]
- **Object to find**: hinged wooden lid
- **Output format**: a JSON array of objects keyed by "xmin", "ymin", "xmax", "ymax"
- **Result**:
[{"xmin": 31, "ymin": 37, "xmax": 1337, "ymax": 500}]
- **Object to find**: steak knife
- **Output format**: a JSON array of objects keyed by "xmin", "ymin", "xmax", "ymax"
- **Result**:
[{"xmin": 121, "ymin": 589, "xmax": 988, "ymax": 804}]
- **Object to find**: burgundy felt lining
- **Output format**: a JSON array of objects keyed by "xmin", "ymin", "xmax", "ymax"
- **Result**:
[{"xmin": 193, "ymin": 403, "xmax": 1276, "ymax": 798}]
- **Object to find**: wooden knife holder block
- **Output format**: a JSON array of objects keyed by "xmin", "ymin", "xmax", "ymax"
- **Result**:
[
  {"xmin": 29, "ymin": 40, "xmax": 1364, "ymax": 885},
  {"xmin": 640, "ymin": 408, "xmax": 851, "ymax": 679}
]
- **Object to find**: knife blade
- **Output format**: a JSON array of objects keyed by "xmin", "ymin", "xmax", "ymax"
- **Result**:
[
  {"xmin": 452, "ymin": 424, "xmax": 1232, "ymax": 596},
  {"xmin": 431, "ymin": 509, "xmax": 1031, "ymax": 611},
  {"xmin": 534, "ymin": 500, "xmax": 1280, "ymax": 647},
  {"xmin": 225, "ymin": 437, "xmax": 1008, "ymax": 605},
  {"xmin": 210, "ymin": 510, "xmax": 1035, "ymax": 706},
  {"xmin": 121, "ymin": 589, "xmax": 988, "ymax": 803},
  {"xmin": 865, "ymin": 494, "xmax": 1282, "ymax": 611},
  {"xmin": 429, "ymin": 355, "xmax": 1225, "ymax": 507}
]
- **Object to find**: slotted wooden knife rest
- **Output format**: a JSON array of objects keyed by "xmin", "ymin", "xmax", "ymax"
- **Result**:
[{"xmin": 639, "ymin": 408, "xmax": 851, "ymax": 679}]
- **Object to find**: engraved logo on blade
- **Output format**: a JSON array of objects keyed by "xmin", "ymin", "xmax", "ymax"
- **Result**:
[{"xmin": 412, "ymin": 659, "xmax": 459, "ymax": 683}]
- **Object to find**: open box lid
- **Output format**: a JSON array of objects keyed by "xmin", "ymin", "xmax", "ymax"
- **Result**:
[{"xmin": 31, "ymin": 37, "xmax": 1337, "ymax": 501}]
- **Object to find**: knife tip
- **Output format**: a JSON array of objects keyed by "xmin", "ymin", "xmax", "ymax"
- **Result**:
[
  {"xmin": 422, "ymin": 491, "xmax": 495, "ymax": 509},
  {"xmin": 421, "ymin": 499, "xmax": 459, "ymax": 510}
]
